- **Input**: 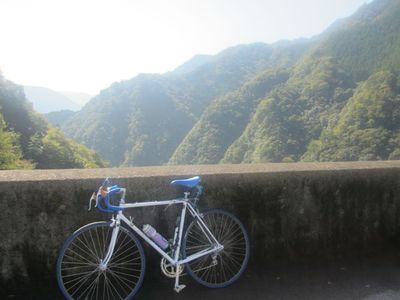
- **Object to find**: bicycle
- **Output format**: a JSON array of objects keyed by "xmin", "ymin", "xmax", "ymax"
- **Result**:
[{"xmin": 56, "ymin": 176, "xmax": 250, "ymax": 299}]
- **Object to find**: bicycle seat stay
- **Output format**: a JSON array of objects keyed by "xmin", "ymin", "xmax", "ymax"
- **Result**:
[{"xmin": 57, "ymin": 175, "xmax": 250, "ymax": 299}]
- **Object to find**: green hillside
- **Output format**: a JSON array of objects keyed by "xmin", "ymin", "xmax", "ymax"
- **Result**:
[
  {"xmin": 0, "ymin": 73, "xmax": 106, "ymax": 169},
  {"xmin": 221, "ymin": 0, "xmax": 400, "ymax": 164},
  {"xmin": 302, "ymin": 70, "xmax": 400, "ymax": 161},
  {"xmin": 318, "ymin": 0, "xmax": 400, "ymax": 81},
  {"xmin": 169, "ymin": 68, "xmax": 290, "ymax": 164},
  {"xmin": 63, "ymin": 75, "xmax": 193, "ymax": 166},
  {"xmin": 63, "ymin": 40, "xmax": 311, "ymax": 166},
  {"xmin": 222, "ymin": 56, "xmax": 353, "ymax": 163},
  {"xmin": 59, "ymin": 0, "xmax": 400, "ymax": 166},
  {"xmin": 0, "ymin": 113, "xmax": 30, "ymax": 169}
]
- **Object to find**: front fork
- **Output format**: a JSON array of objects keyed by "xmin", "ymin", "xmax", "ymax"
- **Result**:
[{"xmin": 99, "ymin": 217, "xmax": 120, "ymax": 270}]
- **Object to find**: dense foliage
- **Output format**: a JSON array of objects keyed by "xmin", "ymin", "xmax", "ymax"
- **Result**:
[
  {"xmin": 222, "ymin": 56, "xmax": 354, "ymax": 163},
  {"xmin": 318, "ymin": 0, "xmax": 400, "ymax": 81},
  {"xmin": 303, "ymin": 71, "xmax": 400, "ymax": 161},
  {"xmin": 0, "ymin": 73, "xmax": 106, "ymax": 169},
  {"xmin": 63, "ymin": 41, "xmax": 312, "ymax": 166},
  {"xmin": 0, "ymin": 113, "xmax": 32, "ymax": 169},
  {"xmin": 61, "ymin": 0, "xmax": 400, "ymax": 166},
  {"xmin": 221, "ymin": 0, "xmax": 400, "ymax": 164},
  {"xmin": 169, "ymin": 68, "xmax": 290, "ymax": 164}
]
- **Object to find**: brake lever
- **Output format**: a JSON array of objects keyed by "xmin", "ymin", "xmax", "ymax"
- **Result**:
[{"xmin": 88, "ymin": 192, "xmax": 98, "ymax": 211}]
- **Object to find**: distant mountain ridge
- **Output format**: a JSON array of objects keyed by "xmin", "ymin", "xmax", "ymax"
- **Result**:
[
  {"xmin": 63, "ymin": 39, "xmax": 313, "ymax": 166},
  {"xmin": 24, "ymin": 86, "xmax": 80, "ymax": 113},
  {"xmin": 61, "ymin": 0, "xmax": 400, "ymax": 166},
  {"xmin": 172, "ymin": 54, "xmax": 213, "ymax": 75},
  {"xmin": 59, "ymin": 91, "xmax": 92, "ymax": 107},
  {"xmin": 23, "ymin": 86, "xmax": 93, "ymax": 114},
  {"xmin": 44, "ymin": 110, "xmax": 76, "ymax": 127},
  {"xmin": 0, "ymin": 75, "xmax": 105, "ymax": 169}
]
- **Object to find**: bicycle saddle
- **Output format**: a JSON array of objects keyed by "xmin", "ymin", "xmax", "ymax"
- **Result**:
[{"xmin": 170, "ymin": 176, "xmax": 201, "ymax": 188}]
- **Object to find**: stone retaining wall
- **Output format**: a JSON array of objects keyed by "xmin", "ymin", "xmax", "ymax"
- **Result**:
[{"xmin": 1, "ymin": 161, "xmax": 400, "ymax": 297}]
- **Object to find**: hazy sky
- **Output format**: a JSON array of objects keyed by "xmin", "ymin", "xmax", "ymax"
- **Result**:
[{"xmin": 0, "ymin": 0, "xmax": 370, "ymax": 94}]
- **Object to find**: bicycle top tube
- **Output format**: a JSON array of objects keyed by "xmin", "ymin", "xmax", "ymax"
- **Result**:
[{"xmin": 92, "ymin": 176, "xmax": 202, "ymax": 214}]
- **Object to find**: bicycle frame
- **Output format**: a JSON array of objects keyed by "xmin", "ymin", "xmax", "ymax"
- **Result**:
[
  {"xmin": 101, "ymin": 195, "xmax": 224, "ymax": 292},
  {"xmin": 57, "ymin": 176, "xmax": 249, "ymax": 298}
]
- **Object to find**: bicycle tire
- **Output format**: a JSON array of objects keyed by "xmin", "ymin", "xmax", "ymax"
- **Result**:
[
  {"xmin": 183, "ymin": 209, "xmax": 250, "ymax": 288},
  {"xmin": 56, "ymin": 221, "xmax": 145, "ymax": 299}
]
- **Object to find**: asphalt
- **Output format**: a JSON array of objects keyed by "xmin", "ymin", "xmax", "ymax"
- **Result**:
[
  {"xmin": 137, "ymin": 258, "xmax": 400, "ymax": 300},
  {"xmin": 6, "ymin": 256, "xmax": 397, "ymax": 300}
]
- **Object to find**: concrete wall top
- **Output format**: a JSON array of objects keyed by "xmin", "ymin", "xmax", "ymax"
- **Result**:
[
  {"xmin": 0, "ymin": 161, "xmax": 399, "ymax": 182},
  {"xmin": 2, "ymin": 160, "xmax": 400, "ymax": 297}
]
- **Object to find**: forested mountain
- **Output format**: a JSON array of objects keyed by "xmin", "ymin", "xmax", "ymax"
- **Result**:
[
  {"xmin": 60, "ymin": 0, "xmax": 400, "ymax": 166},
  {"xmin": 0, "ymin": 113, "xmax": 30, "ymax": 170},
  {"xmin": 63, "ymin": 40, "xmax": 312, "ymax": 166},
  {"xmin": 172, "ymin": 54, "xmax": 213, "ymax": 75},
  {"xmin": 221, "ymin": 0, "xmax": 400, "ymax": 164},
  {"xmin": 169, "ymin": 68, "xmax": 291, "ymax": 164},
  {"xmin": 0, "ymin": 74, "xmax": 106, "ymax": 169},
  {"xmin": 317, "ymin": 0, "xmax": 400, "ymax": 81},
  {"xmin": 45, "ymin": 110, "xmax": 76, "ymax": 127},
  {"xmin": 302, "ymin": 70, "xmax": 400, "ymax": 161},
  {"xmin": 221, "ymin": 54, "xmax": 355, "ymax": 163}
]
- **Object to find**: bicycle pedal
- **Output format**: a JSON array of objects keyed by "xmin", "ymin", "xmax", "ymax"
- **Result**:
[{"xmin": 174, "ymin": 284, "xmax": 186, "ymax": 293}]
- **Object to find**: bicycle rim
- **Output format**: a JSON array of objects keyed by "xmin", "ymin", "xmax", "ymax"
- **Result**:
[
  {"xmin": 183, "ymin": 209, "xmax": 249, "ymax": 288},
  {"xmin": 57, "ymin": 221, "xmax": 145, "ymax": 300}
]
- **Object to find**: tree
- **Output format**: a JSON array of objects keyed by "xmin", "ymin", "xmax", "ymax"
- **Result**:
[{"xmin": 0, "ymin": 114, "xmax": 33, "ymax": 169}]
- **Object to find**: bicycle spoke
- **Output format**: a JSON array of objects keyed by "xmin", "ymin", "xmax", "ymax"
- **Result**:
[
  {"xmin": 110, "ymin": 243, "xmax": 138, "ymax": 263},
  {"xmin": 109, "ymin": 256, "xmax": 142, "ymax": 267},
  {"xmin": 107, "ymin": 270, "xmax": 132, "ymax": 296},
  {"xmin": 77, "ymin": 272, "xmax": 101, "ymax": 300},
  {"xmin": 108, "ymin": 269, "xmax": 139, "ymax": 289},
  {"xmin": 184, "ymin": 210, "xmax": 249, "ymax": 287},
  {"xmin": 74, "ymin": 235, "xmax": 100, "ymax": 262},
  {"xmin": 69, "ymin": 269, "xmax": 98, "ymax": 297},
  {"xmin": 111, "ymin": 230, "xmax": 130, "ymax": 257},
  {"xmin": 63, "ymin": 269, "xmax": 98, "ymax": 287},
  {"xmin": 58, "ymin": 223, "xmax": 145, "ymax": 299},
  {"xmin": 104, "ymin": 271, "xmax": 124, "ymax": 300},
  {"xmin": 87, "ymin": 229, "xmax": 101, "ymax": 261},
  {"xmin": 66, "ymin": 243, "xmax": 98, "ymax": 265}
]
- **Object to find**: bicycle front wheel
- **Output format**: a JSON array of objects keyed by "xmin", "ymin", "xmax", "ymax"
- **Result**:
[
  {"xmin": 56, "ymin": 221, "xmax": 145, "ymax": 300},
  {"xmin": 183, "ymin": 209, "xmax": 250, "ymax": 288}
]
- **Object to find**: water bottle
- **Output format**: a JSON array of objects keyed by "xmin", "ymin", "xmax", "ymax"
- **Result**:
[{"xmin": 142, "ymin": 224, "xmax": 169, "ymax": 250}]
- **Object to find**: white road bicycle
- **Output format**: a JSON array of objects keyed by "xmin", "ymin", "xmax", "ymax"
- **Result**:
[{"xmin": 56, "ymin": 176, "xmax": 250, "ymax": 299}]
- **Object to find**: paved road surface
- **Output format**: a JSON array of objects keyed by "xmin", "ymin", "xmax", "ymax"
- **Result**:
[
  {"xmin": 138, "ymin": 259, "xmax": 400, "ymax": 300},
  {"xmin": 4, "ymin": 257, "xmax": 400, "ymax": 299}
]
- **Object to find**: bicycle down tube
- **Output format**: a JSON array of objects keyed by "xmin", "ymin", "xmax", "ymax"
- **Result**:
[
  {"xmin": 103, "ymin": 199, "xmax": 223, "ymax": 268},
  {"xmin": 56, "ymin": 176, "xmax": 250, "ymax": 299}
]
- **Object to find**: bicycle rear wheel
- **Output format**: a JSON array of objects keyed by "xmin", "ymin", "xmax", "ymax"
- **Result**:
[
  {"xmin": 183, "ymin": 209, "xmax": 249, "ymax": 288},
  {"xmin": 56, "ymin": 221, "xmax": 145, "ymax": 300}
]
